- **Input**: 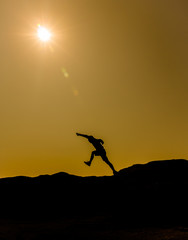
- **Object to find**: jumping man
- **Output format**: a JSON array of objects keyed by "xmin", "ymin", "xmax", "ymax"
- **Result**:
[{"xmin": 76, "ymin": 133, "xmax": 117, "ymax": 175}]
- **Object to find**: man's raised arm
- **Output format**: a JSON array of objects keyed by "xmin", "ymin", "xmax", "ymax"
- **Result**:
[{"xmin": 76, "ymin": 133, "xmax": 89, "ymax": 138}]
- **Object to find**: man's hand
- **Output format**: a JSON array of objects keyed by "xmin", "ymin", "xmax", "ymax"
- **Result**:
[{"xmin": 76, "ymin": 133, "xmax": 89, "ymax": 138}]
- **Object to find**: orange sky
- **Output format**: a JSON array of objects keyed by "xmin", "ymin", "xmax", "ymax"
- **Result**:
[{"xmin": 0, "ymin": 0, "xmax": 187, "ymax": 177}]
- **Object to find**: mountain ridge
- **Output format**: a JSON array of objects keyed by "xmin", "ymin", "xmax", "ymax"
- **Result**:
[
  {"xmin": 1, "ymin": 158, "xmax": 187, "ymax": 181},
  {"xmin": 0, "ymin": 159, "xmax": 188, "ymax": 226}
]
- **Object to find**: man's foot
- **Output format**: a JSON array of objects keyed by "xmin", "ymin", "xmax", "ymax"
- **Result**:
[{"xmin": 84, "ymin": 161, "xmax": 91, "ymax": 166}]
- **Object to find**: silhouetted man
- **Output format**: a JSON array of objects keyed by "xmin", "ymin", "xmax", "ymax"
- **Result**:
[{"xmin": 76, "ymin": 133, "xmax": 117, "ymax": 175}]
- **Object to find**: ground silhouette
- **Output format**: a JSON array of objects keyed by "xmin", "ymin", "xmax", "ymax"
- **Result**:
[
  {"xmin": 1, "ymin": 159, "xmax": 188, "ymax": 239},
  {"xmin": 0, "ymin": 159, "xmax": 188, "ymax": 223}
]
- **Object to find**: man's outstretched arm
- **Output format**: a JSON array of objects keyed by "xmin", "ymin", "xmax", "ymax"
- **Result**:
[{"xmin": 76, "ymin": 133, "xmax": 89, "ymax": 138}]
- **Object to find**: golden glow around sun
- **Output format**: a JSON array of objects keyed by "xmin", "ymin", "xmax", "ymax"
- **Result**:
[{"xmin": 37, "ymin": 25, "xmax": 51, "ymax": 42}]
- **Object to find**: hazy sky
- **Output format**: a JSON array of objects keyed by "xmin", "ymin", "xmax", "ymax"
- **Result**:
[{"xmin": 0, "ymin": 0, "xmax": 187, "ymax": 177}]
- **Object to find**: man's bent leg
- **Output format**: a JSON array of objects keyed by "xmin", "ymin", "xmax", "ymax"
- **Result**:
[{"xmin": 84, "ymin": 151, "xmax": 97, "ymax": 166}]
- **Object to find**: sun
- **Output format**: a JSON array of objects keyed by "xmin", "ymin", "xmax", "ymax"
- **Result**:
[{"xmin": 37, "ymin": 25, "xmax": 51, "ymax": 42}]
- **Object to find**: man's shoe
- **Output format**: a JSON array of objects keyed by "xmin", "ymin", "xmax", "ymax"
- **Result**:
[{"xmin": 84, "ymin": 161, "xmax": 91, "ymax": 166}]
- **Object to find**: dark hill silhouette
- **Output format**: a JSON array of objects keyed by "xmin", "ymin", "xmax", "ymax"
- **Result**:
[
  {"xmin": 1, "ymin": 159, "xmax": 188, "ymax": 226},
  {"xmin": 118, "ymin": 158, "xmax": 188, "ymax": 183}
]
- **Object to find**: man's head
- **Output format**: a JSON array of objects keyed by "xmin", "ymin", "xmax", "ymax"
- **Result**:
[{"xmin": 99, "ymin": 139, "xmax": 104, "ymax": 145}]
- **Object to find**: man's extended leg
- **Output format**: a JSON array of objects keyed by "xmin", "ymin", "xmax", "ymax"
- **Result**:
[
  {"xmin": 101, "ymin": 154, "xmax": 117, "ymax": 174},
  {"xmin": 84, "ymin": 151, "xmax": 97, "ymax": 166}
]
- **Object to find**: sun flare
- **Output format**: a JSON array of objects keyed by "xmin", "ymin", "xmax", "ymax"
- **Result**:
[{"xmin": 37, "ymin": 25, "xmax": 51, "ymax": 42}]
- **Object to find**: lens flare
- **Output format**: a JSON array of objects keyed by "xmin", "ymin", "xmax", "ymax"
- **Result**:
[{"xmin": 37, "ymin": 25, "xmax": 51, "ymax": 42}]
